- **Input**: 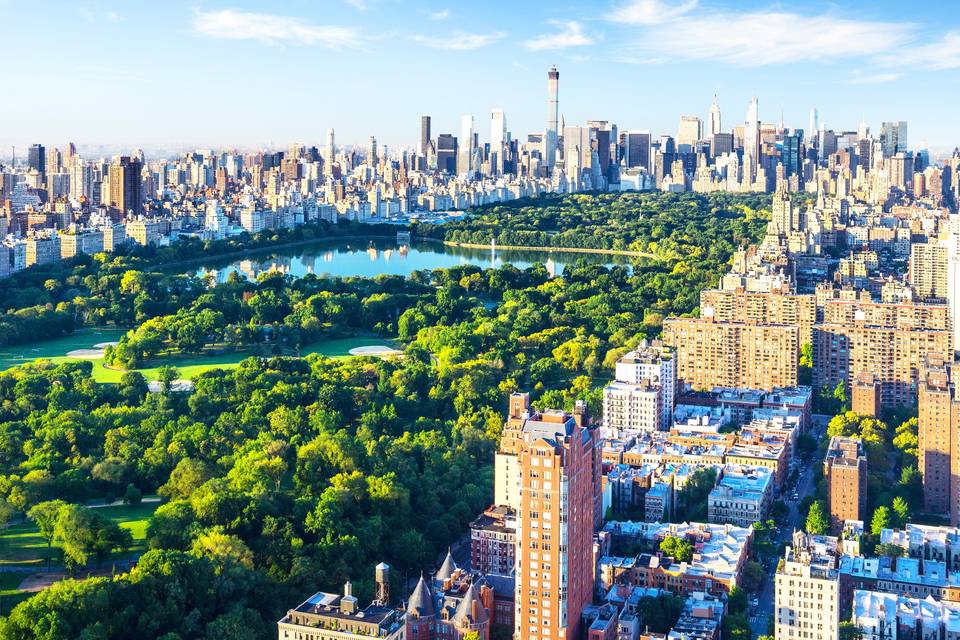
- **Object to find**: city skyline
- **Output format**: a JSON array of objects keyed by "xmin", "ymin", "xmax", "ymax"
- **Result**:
[{"xmin": 3, "ymin": 0, "xmax": 960, "ymax": 152}]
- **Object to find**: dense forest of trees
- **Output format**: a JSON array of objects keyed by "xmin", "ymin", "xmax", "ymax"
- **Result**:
[{"xmin": 0, "ymin": 192, "xmax": 770, "ymax": 638}]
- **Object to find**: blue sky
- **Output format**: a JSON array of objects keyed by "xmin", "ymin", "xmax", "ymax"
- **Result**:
[{"xmin": 3, "ymin": 0, "xmax": 960, "ymax": 154}]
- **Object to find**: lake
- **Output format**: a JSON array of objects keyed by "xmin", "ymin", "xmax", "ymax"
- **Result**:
[{"xmin": 195, "ymin": 239, "xmax": 634, "ymax": 283}]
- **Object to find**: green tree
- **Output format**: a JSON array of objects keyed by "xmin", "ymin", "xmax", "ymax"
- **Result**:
[
  {"xmin": 839, "ymin": 621, "xmax": 862, "ymax": 640},
  {"xmin": 26, "ymin": 500, "xmax": 66, "ymax": 570},
  {"xmin": 805, "ymin": 500, "xmax": 829, "ymax": 535},
  {"xmin": 871, "ymin": 506, "xmax": 892, "ymax": 536},
  {"xmin": 891, "ymin": 496, "xmax": 910, "ymax": 527},
  {"xmin": 54, "ymin": 504, "xmax": 132, "ymax": 572}
]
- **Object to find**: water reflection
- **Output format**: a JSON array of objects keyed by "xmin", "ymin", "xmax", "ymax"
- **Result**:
[{"xmin": 197, "ymin": 240, "xmax": 632, "ymax": 284}]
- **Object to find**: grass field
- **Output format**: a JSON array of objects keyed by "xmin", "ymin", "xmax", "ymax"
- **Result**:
[
  {"xmin": 0, "ymin": 501, "xmax": 159, "ymax": 569},
  {"xmin": 1, "ymin": 334, "xmax": 398, "ymax": 382},
  {"xmin": 0, "ymin": 571, "xmax": 30, "ymax": 614}
]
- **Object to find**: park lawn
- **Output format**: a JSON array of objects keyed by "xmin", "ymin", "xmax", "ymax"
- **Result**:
[
  {"xmin": 6, "ymin": 336, "xmax": 398, "ymax": 383},
  {"xmin": 0, "ymin": 571, "xmax": 31, "ymax": 614},
  {"xmin": 0, "ymin": 501, "xmax": 159, "ymax": 568},
  {"xmin": 0, "ymin": 328, "xmax": 126, "ymax": 371}
]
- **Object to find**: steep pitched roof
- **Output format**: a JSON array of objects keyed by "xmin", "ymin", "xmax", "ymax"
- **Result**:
[{"xmin": 407, "ymin": 576, "xmax": 434, "ymax": 617}]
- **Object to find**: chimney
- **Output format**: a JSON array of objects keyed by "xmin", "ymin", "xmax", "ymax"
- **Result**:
[{"xmin": 341, "ymin": 581, "xmax": 358, "ymax": 614}]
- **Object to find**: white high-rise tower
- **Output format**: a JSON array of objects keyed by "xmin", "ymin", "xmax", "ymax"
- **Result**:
[
  {"xmin": 546, "ymin": 66, "xmax": 559, "ymax": 171},
  {"xmin": 744, "ymin": 97, "xmax": 759, "ymax": 182},
  {"xmin": 709, "ymin": 95, "xmax": 722, "ymax": 137},
  {"xmin": 808, "ymin": 108, "xmax": 819, "ymax": 141},
  {"xmin": 459, "ymin": 114, "xmax": 474, "ymax": 175},
  {"xmin": 490, "ymin": 108, "xmax": 506, "ymax": 174},
  {"xmin": 324, "ymin": 128, "xmax": 335, "ymax": 175}
]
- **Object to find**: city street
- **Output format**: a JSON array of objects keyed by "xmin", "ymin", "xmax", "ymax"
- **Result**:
[{"xmin": 749, "ymin": 414, "xmax": 830, "ymax": 638}]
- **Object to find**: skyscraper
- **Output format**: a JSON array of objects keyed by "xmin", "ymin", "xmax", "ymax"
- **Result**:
[
  {"xmin": 546, "ymin": 66, "xmax": 559, "ymax": 172},
  {"xmin": 808, "ymin": 108, "xmax": 819, "ymax": 143},
  {"xmin": 27, "ymin": 144, "xmax": 45, "ymax": 176},
  {"xmin": 458, "ymin": 115, "xmax": 474, "ymax": 175},
  {"xmin": 368, "ymin": 136, "xmax": 378, "ymax": 166},
  {"xmin": 436, "ymin": 134, "xmax": 457, "ymax": 174},
  {"xmin": 324, "ymin": 128, "xmax": 336, "ymax": 175},
  {"xmin": 881, "ymin": 121, "xmax": 908, "ymax": 158},
  {"xmin": 107, "ymin": 156, "xmax": 143, "ymax": 216},
  {"xmin": 709, "ymin": 95, "xmax": 722, "ymax": 137},
  {"xmin": 499, "ymin": 394, "xmax": 600, "ymax": 640},
  {"xmin": 490, "ymin": 109, "xmax": 506, "ymax": 174},
  {"xmin": 623, "ymin": 131, "xmax": 651, "ymax": 170},
  {"xmin": 420, "ymin": 116, "xmax": 431, "ymax": 157},
  {"xmin": 677, "ymin": 115, "xmax": 702, "ymax": 150},
  {"xmin": 743, "ymin": 97, "xmax": 760, "ymax": 182}
]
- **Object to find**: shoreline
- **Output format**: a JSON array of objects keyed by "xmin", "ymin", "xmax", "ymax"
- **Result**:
[{"xmin": 437, "ymin": 239, "xmax": 658, "ymax": 259}]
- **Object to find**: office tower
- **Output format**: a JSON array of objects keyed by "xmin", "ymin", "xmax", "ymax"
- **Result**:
[
  {"xmin": 775, "ymin": 531, "xmax": 840, "ymax": 640},
  {"xmin": 435, "ymin": 134, "xmax": 457, "ymax": 174},
  {"xmin": 587, "ymin": 120, "xmax": 614, "ymax": 179},
  {"xmin": 662, "ymin": 317, "xmax": 799, "ymax": 391},
  {"xmin": 711, "ymin": 133, "xmax": 734, "ymax": 157},
  {"xmin": 782, "ymin": 132, "xmax": 802, "ymax": 178},
  {"xmin": 506, "ymin": 398, "xmax": 599, "ymax": 640},
  {"xmin": 881, "ymin": 121, "xmax": 908, "ymax": 157},
  {"xmin": 910, "ymin": 242, "xmax": 949, "ymax": 300},
  {"xmin": 563, "ymin": 126, "xmax": 593, "ymax": 180},
  {"xmin": 27, "ymin": 144, "xmax": 45, "ymax": 176},
  {"xmin": 324, "ymin": 128, "xmax": 336, "ymax": 175},
  {"xmin": 459, "ymin": 115, "xmax": 474, "ymax": 175},
  {"xmin": 813, "ymin": 301, "xmax": 953, "ymax": 409},
  {"xmin": 546, "ymin": 66, "xmax": 559, "ymax": 171},
  {"xmin": 623, "ymin": 131, "xmax": 651, "ymax": 170},
  {"xmin": 823, "ymin": 436, "xmax": 867, "ymax": 532},
  {"xmin": 743, "ymin": 98, "xmax": 759, "ymax": 181},
  {"xmin": 368, "ymin": 136, "xmax": 378, "ymax": 166},
  {"xmin": 709, "ymin": 95, "xmax": 722, "ymax": 137},
  {"xmin": 107, "ymin": 156, "xmax": 143, "ymax": 216},
  {"xmin": 68, "ymin": 161, "xmax": 93, "ymax": 200},
  {"xmin": 677, "ymin": 116, "xmax": 702, "ymax": 150},
  {"xmin": 420, "ymin": 116, "xmax": 431, "ymax": 156},
  {"xmin": 918, "ymin": 355, "xmax": 960, "ymax": 521},
  {"xmin": 490, "ymin": 109, "xmax": 506, "ymax": 174}
]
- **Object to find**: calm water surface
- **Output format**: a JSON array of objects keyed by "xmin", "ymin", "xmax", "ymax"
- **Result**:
[{"xmin": 196, "ymin": 239, "xmax": 634, "ymax": 282}]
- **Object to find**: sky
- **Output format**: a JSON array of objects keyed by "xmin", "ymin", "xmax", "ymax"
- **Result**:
[{"xmin": 3, "ymin": 0, "xmax": 960, "ymax": 155}]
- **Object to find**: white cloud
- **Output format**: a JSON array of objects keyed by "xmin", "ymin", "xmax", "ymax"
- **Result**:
[
  {"xmin": 891, "ymin": 30, "xmax": 960, "ymax": 70},
  {"xmin": 524, "ymin": 21, "xmax": 593, "ymax": 51},
  {"xmin": 191, "ymin": 8, "xmax": 361, "ymax": 48},
  {"xmin": 428, "ymin": 9, "xmax": 450, "ymax": 20},
  {"xmin": 630, "ymin": 10, "xmax": 911, "ymax": 66},
  {"xmin": 345, "ymin": 0, "xmax": 369, "ymax": 8},
  {"xmin": 104, "ymin": 11, "xmax": 121, "ymax": 22},
  {"xmin": 412, "ymin": 30, "xmax": 505, "ymax": 50},
  {"xmin": 850, "ymin": 70, "xmax": 901, "ymax": 84},
  {"xmin": 608, "ymin": 0, "xmax": 697, "ymax": 25}
]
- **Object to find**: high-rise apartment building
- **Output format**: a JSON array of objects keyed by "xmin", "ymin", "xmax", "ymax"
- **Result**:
[
  {"xmin": 436, "ymin": 134, "xmax": 457, "ymax": 174},
  {"xmin": 700, "ymin": 287, "xmax": 815, "ymax": 348},
  {"xmin": 490, "ymin": 109, "xmax": 506, "ymax": 174},
  {"xmin": 662, "ymin": 317, "xmax": 799, "ymax": 391},
  {"xmin": 743, "ymin": 98, "xmax": 760, "ymax": 181},
  {"xmin": 823, "ymin": 436, "xmax": 867, "ymax": 533},
  {"xmin": 508, "ymin": 399, "xmax": 600, "ymax": 640},
  {"xmin": 813, "ymin": 301, "xmax": 953, "ymax": 409},
  {"xmin": 459, "ymin": 115, "xmax": 474, "ymax": 175},
  {"xmin": 602, "ymin": 342, "xmax": 676, "ymax": 434},
  {"xmin": 910, "ymin": 242, "xmax": 949, "ymax": 300},
  {"xmin": 324, "ymin": 128, "xmax": 336, "ymax": 175},
  {"xmin": 545, "ymin": 66, "xmax": 559, "ymax": 171},
  {"xmin": 107, "ymin": 156, "xmax": 142, "ymax": 216},
  {"xmin": 775, "ymin": 531, "xmax": 840, "ymax": 640},
  {"xmin": 918, "ymin": 355, "xmax": 960, "ymax": 521}
]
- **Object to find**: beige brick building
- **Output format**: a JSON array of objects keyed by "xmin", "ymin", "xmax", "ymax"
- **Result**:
[
  {"xmin": 910, "ymin": 242, "xmax": 949, "ymax": 300},
  {"xmin": 662, "ymin": 317, "xmax": 799, "ymax": 392},
  {"xmin": 700, "ymin": 287, "xmax": 816, "ymax": 348}
]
